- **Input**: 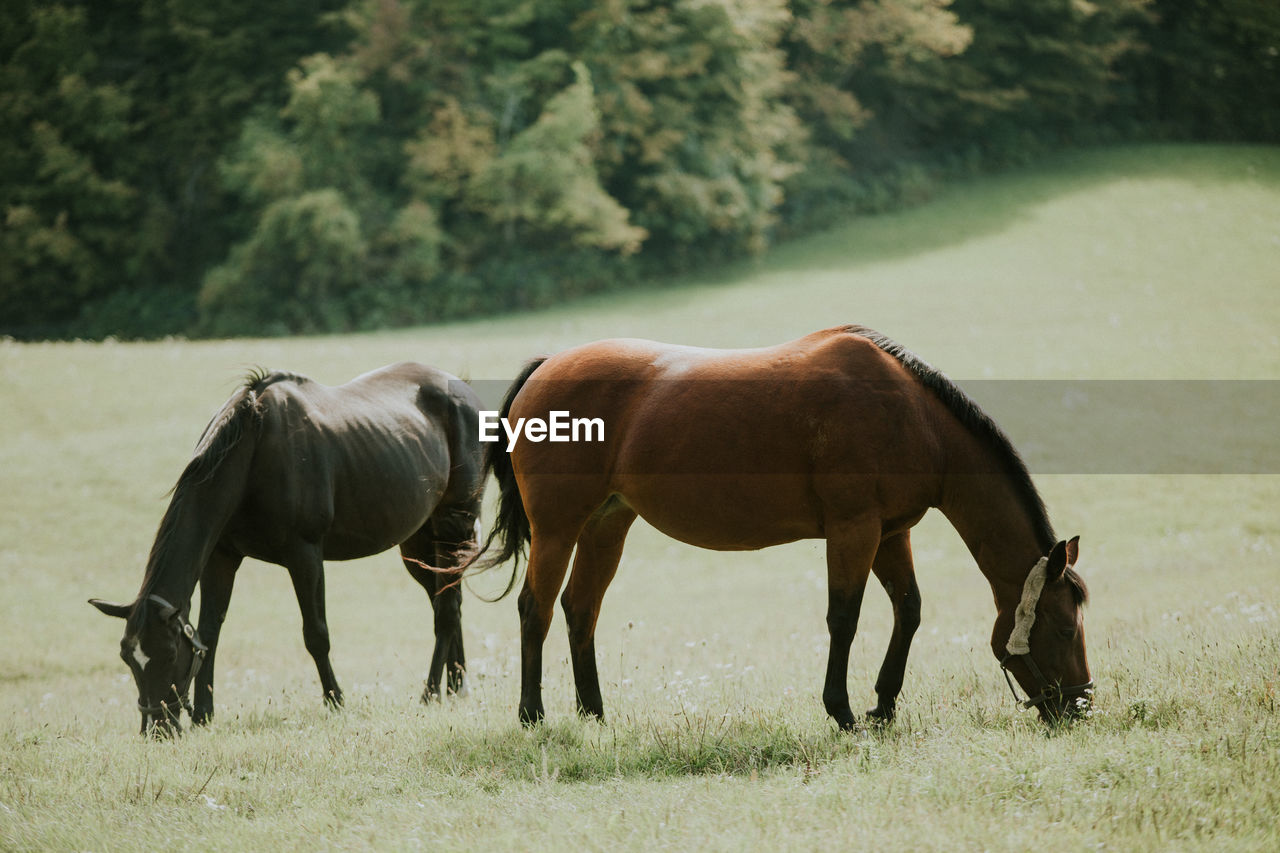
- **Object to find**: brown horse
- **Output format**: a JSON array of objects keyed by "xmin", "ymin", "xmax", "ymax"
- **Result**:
[
  {"xmin": 91, "ymin": 363, "xmax": 483, "ymax": 735},
  {"xmin": 480, "ymin": 326, "xmax": 1092, "ymax": 729}
]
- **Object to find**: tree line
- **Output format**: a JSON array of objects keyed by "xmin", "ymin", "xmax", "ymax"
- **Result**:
[{"xmin": 2, "ymin": 0, "xmax": 1277, "ymax": 339}]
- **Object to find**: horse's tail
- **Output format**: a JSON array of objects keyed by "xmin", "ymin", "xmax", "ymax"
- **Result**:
[{"xmin": 475, "ymin": 356, "xmax": 546, "ymax": 599}]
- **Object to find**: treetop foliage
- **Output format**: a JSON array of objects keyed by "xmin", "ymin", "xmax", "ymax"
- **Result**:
[{"xmin": 2, "ymin": 0, "xmax": 1273, "ymax": 338}]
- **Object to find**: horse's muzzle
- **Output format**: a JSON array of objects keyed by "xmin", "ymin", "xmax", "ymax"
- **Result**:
[
  {"xmin": 1041, "ymin": 686, "xmax": 1095, "ymax": 723},
  {"xmin": 139, "ymin": 694, "xmax": 187, "ymax": 737},
  {"xmin": 141, "ymin": 712, "xmax": 182, "ymax": 738}
]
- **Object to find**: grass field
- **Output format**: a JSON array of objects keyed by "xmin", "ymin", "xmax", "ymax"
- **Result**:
[{"xmin": 2, "ymin": 144, "xmax": 1278, "ymax": 850}]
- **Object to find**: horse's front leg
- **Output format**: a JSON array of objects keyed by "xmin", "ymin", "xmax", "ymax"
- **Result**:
[
  {"xmin": 288, "ymin": 550, "xmax": 342, "ymax": 707},
  {"xmin": 192, "ymin": 545, "xmax": 243, "ymax": 725},
  {"xmin": 822, "ymin": 519, "xmax": 881, "ymax": 732},
  {"xmin": 867, "ymin": 531, "xmax": 922, "ymax": 723}
]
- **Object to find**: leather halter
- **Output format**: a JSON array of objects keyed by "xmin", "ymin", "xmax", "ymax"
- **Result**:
[
  {"xmin": 999, "ymin": 650, "xmax": 1094, "ymax": 712},
  {"xmin": 999, "ymin": 554, "xmax": 1093, "ymax": 715},
  {"xmin": 137, "ymin": 594, "xmax": 207, "ymax": 720}
]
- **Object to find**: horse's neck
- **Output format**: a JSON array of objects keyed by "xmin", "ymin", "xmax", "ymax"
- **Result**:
[
  {"xmin": 936, "ymin": 456, "xmax": 1048, "ymax": 616},
  {"xmin": 139, "ymin": 436, "xmax": 254, "ymax": 608}
]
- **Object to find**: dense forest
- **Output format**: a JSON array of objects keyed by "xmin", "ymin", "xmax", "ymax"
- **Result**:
[{"xmin": 2, "ymin": 0, "xmax": 1277, "ymax": 339}]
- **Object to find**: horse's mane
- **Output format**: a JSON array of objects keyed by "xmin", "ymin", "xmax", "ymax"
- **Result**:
[
  {"xmin": 136, "ymin": 369, "xmax": 301, "ymax": 603},
  {"xmin": 847, "ymin": 326, "xmax": 1065, "ymax": 562},
  {"xmin": 182, "ymin": 368, "xmax": 308, "ymax": 484},
  {"xmin": 184, "ymin": 369, "xmax": 266, "ymax": 486}
]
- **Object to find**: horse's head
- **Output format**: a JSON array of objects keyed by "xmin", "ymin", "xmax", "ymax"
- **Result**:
[
  {"xmin": 995, "ymin": 536, "xmax": 1093, "ymax": 723},
  {"xmin": 89, "ymin": 595, "xmax": 206, "ymax": 736}
]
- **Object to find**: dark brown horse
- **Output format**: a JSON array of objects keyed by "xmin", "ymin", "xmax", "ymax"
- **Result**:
[
  {"xmin": 480, "ymin": 326, "xmax": 1092, "ymax": 729},
  {"xmin": 91, "ymin": 363, "xmax": 483, "ymax": 735}
]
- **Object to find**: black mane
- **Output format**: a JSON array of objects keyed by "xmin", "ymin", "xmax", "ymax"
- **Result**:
[
  {"xmin": 848, "ymin": 326, "xmax": 1059, "ymax": 556},
  {"xmin": 183, "ymin": 368, "xmax": 293, "ymax": 486},
  {"xmin": 138, "ymin": 370, "xmax": 296, "ymax": 598}
]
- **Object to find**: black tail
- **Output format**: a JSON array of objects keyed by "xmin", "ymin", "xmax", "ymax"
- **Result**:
[{"xmin": 475, "ymin": 356, "xmax": 546, "ymax": 599}]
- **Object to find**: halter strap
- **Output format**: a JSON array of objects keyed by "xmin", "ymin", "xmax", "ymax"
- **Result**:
[
  {"xmin": 1000, "ymin": 651, "xmax": 1094, "ymax": 710},
  {"xmin": 138, "ymin": 595, "xmax": 207, "ymax": 718}
]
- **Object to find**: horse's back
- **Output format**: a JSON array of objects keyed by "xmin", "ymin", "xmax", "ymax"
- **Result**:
[
  {"xmin": 233, "ymin": 363, "xmax": 481, "ymax": 561},
  {"xmin": 271, "ymin": 362, "xmax": 479, "ymax": 450},
  {"xmin": 529, "ymin": 326, "xmax": 906, "ymax": 379},
  {"xmin": 517, "ymin": 326, "xmax": 927, "ymax": 453}
]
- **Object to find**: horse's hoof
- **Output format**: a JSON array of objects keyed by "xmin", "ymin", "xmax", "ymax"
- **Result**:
[
  {"xmin": 575, "ymin": 705, "xmax": 606, "ymax": 724},
  {"xmin": 830, "ymin": 710, "xmax": 858, "ymax": 733},
  {"xmin": 866, "ymin": 704, "xmax": 896, "ymax": 725},
  {"xmin": 324, "ymin": 690, "xmax": 344, "ymax": 709},
  {"xmin": 518, "ymin": 706, "xmax": 544, "ymax": 728},
  {"xmin": 422, "ymin": 680, "xmax": 467, "ymax": 704}
]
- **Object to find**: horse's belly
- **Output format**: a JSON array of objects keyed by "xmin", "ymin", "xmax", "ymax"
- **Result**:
[
  {"xmin": 617, "ymin": 474, "xmax": 822, "ymax": 550},
  {"xmin": 323, "ymin": 473, "xmax": 443, "ymax": 559}
]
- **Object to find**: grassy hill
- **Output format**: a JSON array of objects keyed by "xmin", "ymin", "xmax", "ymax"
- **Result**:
[{"xmin": 2, "ymin": 144, "xmax": 1278, "ymax": 851}]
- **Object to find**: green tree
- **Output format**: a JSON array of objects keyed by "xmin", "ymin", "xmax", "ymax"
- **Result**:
[
  {"xmin": 199, "ymin": 189, "xmax": 370, "ymax": 335},
  {"xmin": 780, "ymin": 0, "xmax": 973, "ymax": 221},
  {"xmin": 203, "ymin": 0, "xmax": 657, "ymax": 329},
  {"xmin": 784, "ymin": 0, "xmax": 972, "ymax": 159},
  {"xmin": 573, "ymin": 0, "xmax": 804, "ymax": 256},
  {"xmin": 368, "ymin": 0, "xmax": 648, "ymax": 279},
  {"xmin": 462, "ymin": 63, "xmax": 647, "ymax": 254},
  {"xmin": 100, "ymin": 0, "xmax": 353, "ymax": 314},
  {"xmin": 0, "ymin": 3, "xmax": 137, "ymax": 334},
  {"xmin": 1135, "ymin": 0, "xmax": 1280, "ymax": 141},
  {"xmin": 199, "ymin": 54, "xmax": 417, "ymax": 334},
  {"xmin": 935, "ymin": 0, "xmax": 1151, "ymax": 158},
  {"xmin": 0, "ymin": 0, "xmax": 353, "ymax": 337}
]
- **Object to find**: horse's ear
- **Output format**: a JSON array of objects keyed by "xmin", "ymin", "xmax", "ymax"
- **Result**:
[
  {"xmin": 89, "ymin": 598, "xmax": 131, "ymax": 619},
  {"xmin": 1045, "ymin": 540, "xmax": 1069, "ymax": 583},
  {"xmin": 1064, "ymin": 535, "xmax": 1080, "ymax": 569}
]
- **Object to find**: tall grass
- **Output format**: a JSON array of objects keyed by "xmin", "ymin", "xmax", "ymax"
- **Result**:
[{"xmin": 2, "ymin": 144, "xmax": 1277, "ymax": 850}]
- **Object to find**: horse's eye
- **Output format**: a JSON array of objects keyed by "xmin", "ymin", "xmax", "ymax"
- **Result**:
[{"xmin": 1058, "ymin": 626, "xmax": 1077, "ymax": 640}]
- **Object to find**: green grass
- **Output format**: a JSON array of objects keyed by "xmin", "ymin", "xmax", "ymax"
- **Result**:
[{"xmin": 2, "ymin": 144, "xmax": 1278, "ymax": 850}]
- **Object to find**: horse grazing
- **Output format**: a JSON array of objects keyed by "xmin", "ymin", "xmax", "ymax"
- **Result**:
[
  {"xmin": 480, "ymin": 326, "xmax": 1092, "ymax": 729},
  {"xmin": 91, "ymin": 363, "xmax": 483, "ymax": 735}
]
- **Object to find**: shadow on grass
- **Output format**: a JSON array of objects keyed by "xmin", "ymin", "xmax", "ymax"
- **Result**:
[
  {"xmin": 565, "ymin": 143, "xmax": 1280, "ymax": 314},
  {"xmin": 736, "ymin": 144, "xmax": 1280, "ymax": 278},
  {"xmin": 406, "ymin": 710, "xmax": 930, "ymax": 784}
]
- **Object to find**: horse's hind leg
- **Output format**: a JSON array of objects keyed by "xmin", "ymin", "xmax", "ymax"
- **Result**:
[
  {"xmin": 867, "ymin": 531, "xmax": 922, "ymax": 723},
  {"xmin": 287, "ymin": 550, "xmax": 342, "ymax": 707},
  {"xmin": 432, "ymin": 509, "xmax": 478, "ymax": 697},
  {"xmin": 561, "ymin": 501, "xmax": 637, "ymax": 721},
  {"xmin": 822, "ymin": 518, "xmax": 881, "ymax": 732},
  {"xmin": 192, "ymin": 545, "xmax": 243, "ymax": 725},
  {"xmin": 518, "ymin": 533, "xmax": 577, "ymax": 726},
  {"xmin": 402, "ymin": 508, "xmax": 476, "ymax": 702},
  {"xmin": 401, "ymin": 533, "xmax": 450, "ymax": 703}
]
